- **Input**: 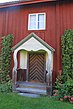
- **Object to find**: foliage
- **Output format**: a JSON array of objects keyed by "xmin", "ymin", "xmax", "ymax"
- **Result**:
[
  {"xmin": 55, "ymin": 30, "xmax": 73, "ymax": 103},
  {"xmin": 0, "ymin": 80, "xmax": 12, "ymax": 93},
  {"xmin": 61, "ymin": 30, "xmax": 73, "ymax": 81},
  {"xmin": 0, "ymin": 34, "xmax": 13, "ymax": 93}
]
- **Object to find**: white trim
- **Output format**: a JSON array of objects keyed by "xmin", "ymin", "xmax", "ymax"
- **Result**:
[
  {"xmin": 28, "ymin": 13, "xmax": 46, "ymax": 30},
  {"xmin": 12, "ymin": 33, "xmax": 54, "ymax": 92}
]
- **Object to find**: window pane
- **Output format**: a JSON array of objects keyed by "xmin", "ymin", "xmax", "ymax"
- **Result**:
[
  {"xmin": 29, "ymin": 14, "xmax": 36, "ymax": 29},
  {"xmin": 29, "ymin": 22, "xmax": 36, "ymax": 29},
  {"xmin": 38, "ymin": 14, "xmax": 45, "ymax": 29},
  {"xmin": 38, "ymin": 21, "xmax": 44, "ymax": 29},
  {"xmin": 38, "ymin": 14, "xmax": 44, "ymax": 22},
  {"xmin": 30, "ymin": 15, "xmax": 36, "ymax": 21}
]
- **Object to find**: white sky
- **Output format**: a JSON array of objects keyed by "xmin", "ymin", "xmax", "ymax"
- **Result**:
[{"xmin": 0, "ymin": 0, "xmax": 18, "ymax": 3}]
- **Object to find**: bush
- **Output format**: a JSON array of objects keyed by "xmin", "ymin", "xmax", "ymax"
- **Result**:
[
  {"xmin": 0, "ymin": 34, "xmax": 13, "ymax": 93},
  {"xmin": 55, "ymin": 30, "xmax": 73, "ymax": 103},
  {"xmin": 0, "ymin": 80, "xmax": 12, "ymax": 93}
]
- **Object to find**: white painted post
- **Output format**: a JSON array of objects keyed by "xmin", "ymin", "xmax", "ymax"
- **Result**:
[
  {"xmin": 12, "ymin": 51, "xmax": 18, "ymax": 91},
  {"xmin": 46, "ymin": 51, "xmax": 53, "ymax": 95}
]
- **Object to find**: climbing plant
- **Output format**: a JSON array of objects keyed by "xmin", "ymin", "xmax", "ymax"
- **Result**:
[
  {"xmin": 0, "ymin": 34, "xmax": 13, "ymax": 92},
  {"xmin": 55, "ymin": 30, "xmax": 73, "ymax": 103},
  {"xmin": 62, "ymin": 30, "xmax": 73, "ymax": 81}
]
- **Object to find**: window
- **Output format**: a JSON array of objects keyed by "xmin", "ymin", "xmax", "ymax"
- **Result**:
[{"xmin": 28, "ymin": 13, "xmax": 46, "ymax": 30}]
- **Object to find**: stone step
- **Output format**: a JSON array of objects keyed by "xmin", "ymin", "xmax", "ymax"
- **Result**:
[
  {"xmin": 18, "ymin": 93, "xmax": 40, "ymax": 98},
  {"xmin": 19, "ymin": 86, "xmax": 46, "ymax": 90},
  {"xmin": 16, "ymin": 81, "xmax": 46, "ymax": 90},
  {"xmin": 18, "ymin": 85, "xmax": 46, "ymax": 90},
  {"xmin": 16, "ymin": 87, "xmax": 47, "ymax": 95}
]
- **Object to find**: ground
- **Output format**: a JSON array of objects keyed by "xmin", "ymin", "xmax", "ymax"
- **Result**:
[{"xmin": 0, "ymin": 93, "xmax": 73, "ymax": 109}]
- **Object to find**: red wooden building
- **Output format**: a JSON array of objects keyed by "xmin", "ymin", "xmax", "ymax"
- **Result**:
[{"xmin": 0, "ymin": 0, "xmax": 73, "ymax": 94}]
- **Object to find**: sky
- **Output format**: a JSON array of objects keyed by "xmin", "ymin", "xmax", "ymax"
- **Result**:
[{"xmin": 0, "ymin": 0, "xmax": 18, "ymax": 3}]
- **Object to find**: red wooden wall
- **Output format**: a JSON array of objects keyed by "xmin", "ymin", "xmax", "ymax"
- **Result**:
[{"xmin": 0, "ymin": 0, "xmax": 73, "ymax": 84}]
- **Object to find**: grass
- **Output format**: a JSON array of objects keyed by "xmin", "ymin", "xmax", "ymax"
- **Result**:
[{"xmin": 0, "ymin": 93, "xmax": 73, "ymax": 109}]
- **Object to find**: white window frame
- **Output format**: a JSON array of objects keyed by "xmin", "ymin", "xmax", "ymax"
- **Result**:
[{"xmin": 28, "ymin": 13, "xmax": 46, "ymax": 30}]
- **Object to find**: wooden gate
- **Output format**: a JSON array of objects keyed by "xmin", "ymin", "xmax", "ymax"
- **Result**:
[{"xmin": 28, "ymin": 53, "xmax": 46, "ymax": 83}]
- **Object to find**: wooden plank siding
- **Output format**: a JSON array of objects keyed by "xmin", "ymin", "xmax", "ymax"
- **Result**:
[{"xmin": 0, "ymin": 1, "xmax": 73, "ymax": 84}]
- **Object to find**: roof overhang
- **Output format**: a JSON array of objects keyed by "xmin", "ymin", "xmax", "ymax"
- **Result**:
[
  {"xmin": 0, "ymin": 0, "xmax": 56, "ymax": 9},
  {"xmin": 12, "ymin": 32, "xmax": 55, "ymax": 52}
]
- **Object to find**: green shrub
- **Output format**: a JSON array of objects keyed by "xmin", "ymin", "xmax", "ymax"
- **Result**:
[
  {"xmin": 0, "ymin": 80, "xmax": 12, "ymax": 93},
  {"xmin": 0, "ymin": 34, "xmax": 13, "ymax": 93},
  {"xmin": 55, "ymin": 30, "xmax": 73, "ymax": 103}
]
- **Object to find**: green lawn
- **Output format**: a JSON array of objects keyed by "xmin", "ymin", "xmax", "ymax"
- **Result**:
[{"xmin": 0, "ymin": 93, "xmax": 73, "ymax": 109}]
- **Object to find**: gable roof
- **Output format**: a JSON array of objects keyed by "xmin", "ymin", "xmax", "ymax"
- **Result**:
[
  {"xmin": 12, "ymin": 32, "xmax": 55, "ymax": 52},
  {"xmin": 0, "ymin": 0, "xmax": 56, "ymax": 9}
]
